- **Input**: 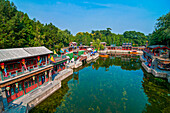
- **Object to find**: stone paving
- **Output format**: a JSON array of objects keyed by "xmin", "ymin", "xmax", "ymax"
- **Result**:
[{"xmin": 3, "ymin": 69, "xmax": 73, "ymax": 113}]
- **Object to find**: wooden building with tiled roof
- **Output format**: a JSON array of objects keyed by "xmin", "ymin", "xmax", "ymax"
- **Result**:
[{"xmin": 0, "ymin": 46, "xmax": 53, "ymax": 107}]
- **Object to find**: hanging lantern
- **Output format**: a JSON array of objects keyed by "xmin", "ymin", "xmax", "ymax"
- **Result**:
[
  {"xmin": 45, "ymin": 71, "xmax": 47, "ymax": 76},
  {"xmin": 22, "ymin": 59, "xmax": 25, "ymax": 65},
  {"xmin": 33, "ymin": 76, "xmax": 35, "ymax": 80},
  {"xmin": 6, "ymin": 86, "xmax": 10, "ymax": 91},
  {"xmin": 48, "ymin": 54, "xmax": 50, "ymax": 59},
  {"xmin": 37, "ymin": 56, "xmax": 40, "ymax": 61},
  {"xmin": 21, "ymin": 59, "xmax": 27, "ymax": 70},
  {"xmin": 15, "ymin": 83, "xmax": 18, "ymax": 88},
  {"xmin": 0, "ymin": 63, "xmax": 4, "ymax": 69}
]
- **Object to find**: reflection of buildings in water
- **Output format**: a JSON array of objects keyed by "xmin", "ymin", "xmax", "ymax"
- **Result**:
[
  {"xmin": 98, "ymin": 54, "xmax": 140, "ymax": 71},
  {"xmin": 109, "ymin": 56, "xmax": 115, "ymax": 60},
  {"xmin": 90, "ymin": 53, "xmax": 140, "ymax": 71},
  {"xmin": 141, "ymin": 71, "xmax": 170, "ymax": 113},
  {"xmin": 73, "ymin": 71, "xmax": 79, "ymax": 84},
  {"xmin": 121, "ymin": 57, "xmax": 131, "ymax": 61},
  {"xmin": 73, "ymin": 72, "xmax": 79, "ymax": 80},
  {"xmin": 92, "ymin": 65, "xmax": 94, "ymax": 69}
]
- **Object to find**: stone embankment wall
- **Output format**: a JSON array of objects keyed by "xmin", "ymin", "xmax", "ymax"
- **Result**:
[
  {"xmin": 92, "ymin": 53, "xmax": 99, "ymax": 60},
  {"xmin": 142, "ymin": 62, "xmax": 152, "ymax": 73},
  {"xmin": 28, "ymin": 81, "xmax": 61, "ymax": 111},
  {"xmin": 141, "ymin": 62, "xmax": 169, "ymax": 83},
  {"xmin": 54, "ymin": 69, "xmax": 73, "ymax": 81}
]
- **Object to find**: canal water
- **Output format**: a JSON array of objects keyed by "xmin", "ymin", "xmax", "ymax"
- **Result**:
[{"xmin": 30, "ymin": 54, "xmax": 170, "ymax": 113}]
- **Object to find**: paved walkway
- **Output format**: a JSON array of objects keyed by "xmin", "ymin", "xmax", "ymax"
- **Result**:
[
  {"xmin": 54, "ymin": 69, "xmax": 73, "ymax": 81},
  {"xmin": 4, "ymin": 80, "xmax": 60, "ymax": 113},
  {"xmin": 3, "ymin": 69, "xmax": 73, "ymax": 113}
]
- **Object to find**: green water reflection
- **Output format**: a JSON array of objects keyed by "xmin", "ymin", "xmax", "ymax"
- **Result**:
[{"xmin": 30, "ymin": 54, "xmax": 170, "ymax": 113}]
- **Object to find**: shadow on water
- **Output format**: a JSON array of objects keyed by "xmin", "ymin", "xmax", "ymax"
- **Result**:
[
  {"xmin": 29, "ymin": 75, "xmax": 74, "ymax": 113},
  {"xmin": 30, "ymin": 53, "xmax": 170, "ymax": 113},
  {"xmin": 141, "ymin": 68, "xmax": 170, "ymax": 113}
]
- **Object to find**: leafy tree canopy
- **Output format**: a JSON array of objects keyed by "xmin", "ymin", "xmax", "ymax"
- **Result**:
[{"xmin": 1, "ymin": 0, "xmax": 169, "ymax": 50}]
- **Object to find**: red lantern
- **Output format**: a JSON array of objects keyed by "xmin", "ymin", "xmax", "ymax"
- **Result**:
[
  {"xmin": 37, "ymin": 56, "xmax": 40, "ymax": 61},
  {"xmin": 22, "ymin": 59, "xmax": 25, "ymax": 64},
  {"xmin": 0, "ymin": 63, "xmax": 4, "ymax": 69},
  {"xmin": 48, "ymin": 54, "xmax": 50, "ymax": 59}
]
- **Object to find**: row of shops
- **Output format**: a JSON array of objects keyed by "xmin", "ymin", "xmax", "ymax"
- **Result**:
[
  {"xmin": 0, "ymin": 46, "xmax": 68, "ymax": 110},
  {"xmin": 5, "ymin": 71, "xmax": 49, "ymax": 103},
  {"xmin": 107, "ymin": 45, "xmax": 145, "ymax": 51}
]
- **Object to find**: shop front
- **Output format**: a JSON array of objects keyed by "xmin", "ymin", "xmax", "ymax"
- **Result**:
[{"xmin": 2, "ymin": 70, "xmax": 51, "ymax": 103}]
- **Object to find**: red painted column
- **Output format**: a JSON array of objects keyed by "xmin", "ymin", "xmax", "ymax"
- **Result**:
[{"xmin": 37, "ymin": 75, "xmax": 39, "ymax": 86}]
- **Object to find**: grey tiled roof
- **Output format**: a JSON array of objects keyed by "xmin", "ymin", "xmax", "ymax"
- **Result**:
[
  {"xmin": 0, "ymin": 46, "xmax": 52, "ymax": 62},
  {"xmin": 0, "ymin": 48, "xmax": 31, "ymax": 62},
  {"xmin": 24, "ymin": 46, "xmax": 52, "ymax": 56}
]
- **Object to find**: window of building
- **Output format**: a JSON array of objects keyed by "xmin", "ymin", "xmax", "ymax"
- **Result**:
[
  {"xmin": 6, "ymin": 66, "xmax": 9, "ymax": 71},
  {"xmin": 9, "ymin": 64, "xmax": 13, "ymax": 70},
  {"xmin": 14, "ymin": 64, "xmax": 19, "ymax": 69},
  {"xmin": 35, "ymin": 77, "xmax": 37, "ymax": 84},
  {"xmin": 32, "ymin": 80, "xmax": 34, "ymax": 85},
  {"xmin": 19, "ymin": 84, "xmax": 22, "ymax": 91},
  {"xmin": 11, "ymin": 87, "xmax": 14, "ymax": 95},
  {"xmin": 29, "ymin": 81, "xmax": 31, "ymax": 87},
  {"xmin": 25, "ymin": 82, "xmax": 28, "ymax": 88},
  {"xmin": 27, "ymin": 61, "xmax": 30, "ymax": 66},
  {"xmin": 31, "ymin": 60, "xmax": 34, "ymax": 65},
  {"xmin": 15, "ymin": 86, "xmax": 18, "ymax": 93},
  {"xmin": 42, "ymin": 57, "xmax": 45, "ymax": 61}
]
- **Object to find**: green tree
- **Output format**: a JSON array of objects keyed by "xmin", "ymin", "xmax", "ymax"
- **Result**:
[{"xmin": 150, "ymin": 12, "xmax": 170, "ymax": 46}]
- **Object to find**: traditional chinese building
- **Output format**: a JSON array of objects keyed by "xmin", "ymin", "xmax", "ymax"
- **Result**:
[
  {"xmin": 132, "ymin": 46, "xmax": 145, "ymax": 51},
  {"xmin": 0, "ymin": 46, "xmax": 53, "ymax": 108},
  {"xmin": 141, "ymin": 45, "xmax": 170, "ymax": 82},
  {"xmin": 51, "ymin": 55, "xmax": 69, "ymax": 73},
  {"xmin": 100, "ymin": 42, "xmax": 107, "ymax": 47},
  {"xmin": 107, "ymin": 46, "xmax": 116, "ymax": 50},
  {"xmin": 122, "ymin": 43, "xmax": 132, "ymax": 50},
  {"xmin": 69, "ymin": 42, "xmax": 77, "ymax": 47},
  {"xmin": 61, "ymin": 47, "xmax": 73, "ymax": 53},
  {"xmin": 79, "ymin": 46, "xmax": 89, "ymax": 51}
]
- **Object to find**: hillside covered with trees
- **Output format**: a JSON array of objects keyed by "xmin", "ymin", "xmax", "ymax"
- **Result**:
[
  {"xmin": 149, "ymin": 12, "xmax": 170, "ymax": 46},
  {"xmin": 0, "ymin": 0, "xmax": 73, "ymax": 50},
  {"xmin": 0, "ymin": 0, "xmax": 169, "ymax": 50}
]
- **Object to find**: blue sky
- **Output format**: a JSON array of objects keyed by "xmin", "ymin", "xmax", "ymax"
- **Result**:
[{"xmin": 10, "ymin": 0, "xmax": 170, "ymax": 35}]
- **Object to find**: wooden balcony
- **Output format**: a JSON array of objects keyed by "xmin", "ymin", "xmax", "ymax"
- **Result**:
[
  {"xmin": 0, "ymin": 62, "xmax": 50, "ymax": 82},
  {"xmin": 0, "ymin": 64, "xmax": 53, "ymax": 88}
]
